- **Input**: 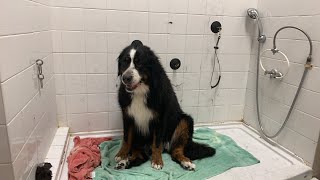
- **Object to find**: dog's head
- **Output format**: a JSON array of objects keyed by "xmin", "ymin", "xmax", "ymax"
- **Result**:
[{"xmin": 118, "ymin": 40, "xmax": 158, "ymax": 93}]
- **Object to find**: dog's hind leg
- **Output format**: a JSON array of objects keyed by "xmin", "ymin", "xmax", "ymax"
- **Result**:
[{"xmin": 170, "ymin": 119, "xmax": 196, "ymax": 171}]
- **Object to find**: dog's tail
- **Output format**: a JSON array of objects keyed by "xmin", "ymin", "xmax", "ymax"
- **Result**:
[
  {"xmin": 184, "ymin": 141, "xmax": 216, "ymax": 160},
  {"xmin": 177, "ymin": 113, "xmax": 216, "ymax": 160}
]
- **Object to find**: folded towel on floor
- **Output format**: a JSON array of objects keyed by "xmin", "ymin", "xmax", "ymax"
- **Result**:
[
  {"xmin": 67, "ymin": 136, "xmax": 112, "ymax": 180},
  {"xmin": 93, "ymin": 128, "xmax": 260, "ymax": 180}
]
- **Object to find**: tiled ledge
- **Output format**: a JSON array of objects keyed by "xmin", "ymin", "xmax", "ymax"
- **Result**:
[{"xmin": 45, "ymin": 127, "xmax": 69, "ymax": 180}]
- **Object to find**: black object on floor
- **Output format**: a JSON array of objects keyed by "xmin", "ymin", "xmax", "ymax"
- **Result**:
[{"xmin": 36, "ymin": 162, "xmax": 52, "ymax": 180}]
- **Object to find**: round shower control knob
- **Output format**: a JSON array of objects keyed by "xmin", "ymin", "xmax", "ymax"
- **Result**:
[
  {"xmin": 210, "ymin": 21, "xmax": 222, "ymax": 33},
  {"xmin": 170, "ymin": 58, "xmax": 181, "ymax": 70}
]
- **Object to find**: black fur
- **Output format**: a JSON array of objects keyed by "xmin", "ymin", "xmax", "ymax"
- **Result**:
[
  {"xmin": 117, "ymin": 41, "xmax": 215, "ymax": 168},
  {"xmin": 35, "ymin": 163, "xmax": 52, "ymax": 180},
  {"xmin": 184, "ymin": 141, "xmax": 216, "ymax": 160}
]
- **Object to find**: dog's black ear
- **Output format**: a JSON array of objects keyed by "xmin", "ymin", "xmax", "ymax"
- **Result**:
[
  {"xmin": 131, "ymin": 40, "xmax": 143, "ymax": 48},
  {"xmin": 117, "ymin": 47, "xmax": 127, "ymax": 77},
  {"xmin": 117, "ymin": 56, "xmax": 121, "ymax": 77},
  {"xmin": 146, "ymin": 47, "xmax": 163, "ymax": 107}
]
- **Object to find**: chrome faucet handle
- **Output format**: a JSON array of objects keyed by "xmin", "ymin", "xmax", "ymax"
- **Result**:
[{"xmin": 264, "ymin": 69, "xmax": 283, "ymax": 78}]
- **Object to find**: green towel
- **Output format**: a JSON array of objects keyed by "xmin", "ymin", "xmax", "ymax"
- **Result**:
[{"xmin": 94, "ymin": 128, "xmax": 259, "ymax": 180}]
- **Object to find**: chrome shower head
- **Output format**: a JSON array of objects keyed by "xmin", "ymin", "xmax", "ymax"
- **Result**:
[
  {"xmin": 247, "ymin": 8, "xmax": 259, "ymax": 19},
  {"xmin": 247, "ymin": 8, "xmax": 266, "ymax": 43}
]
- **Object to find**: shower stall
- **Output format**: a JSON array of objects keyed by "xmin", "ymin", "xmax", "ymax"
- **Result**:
[{"xmin": 0, "ymin": 0, "xmax": 319, "ymax": 179}]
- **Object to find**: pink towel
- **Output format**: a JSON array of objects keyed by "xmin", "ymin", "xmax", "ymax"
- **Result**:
[{"xmin": 67, "ymin": 136, "xmax": 112, "ymax": 180}]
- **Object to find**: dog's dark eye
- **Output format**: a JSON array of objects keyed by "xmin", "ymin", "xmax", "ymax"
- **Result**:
[
  {"xmin": 135, "ymin": 59, "xmax": 143, "ymax": 67},
  {"xmin": 125, "ymin": 57, "xmax": 130, "ymax": 63}
]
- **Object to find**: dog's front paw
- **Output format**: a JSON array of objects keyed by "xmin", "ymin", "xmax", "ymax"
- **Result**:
[
  {"xmin": 151, "ymin": 159, "xmax": 163, "ymax": 170},
  {"xmin": 115, "ymin": 159, "xmax": 129, "ymax": 170},
  {"xmin": 181, "ymin": 161, "xmax": 196, "ymax": 171},
  {"xmin": 115, "ymin": 156, "xmax": 123, "ymax": 162},
  {"xmin": 115, "ymin": 152, "xmax": 128, "ymax": 163}
]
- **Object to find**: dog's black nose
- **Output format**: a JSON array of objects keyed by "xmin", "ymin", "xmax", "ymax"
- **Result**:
[{"xmin": 122, "ymin": 75, "xmax": 133, "ymax": 84}]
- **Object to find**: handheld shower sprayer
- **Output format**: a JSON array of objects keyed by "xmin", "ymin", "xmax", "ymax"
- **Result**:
[
  {"xmin": 248, "ymin": 7, "xmax": 314, "ymax": 139},
  {"xmin": 247, "ymin": 8, "xmax": 259, "ymax": 19},
  {"xmin": 247, "ymin": 8, "xmax": 266, "ymax": 43},
  {"xmin": 209, "ymin": 21, "xmax": 222, "ymax": 89}
]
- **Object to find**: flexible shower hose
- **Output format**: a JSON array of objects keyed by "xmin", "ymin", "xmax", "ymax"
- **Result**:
[{"xmin": 255, "ymin": 26, "xmax": 313, "ymax": 138}]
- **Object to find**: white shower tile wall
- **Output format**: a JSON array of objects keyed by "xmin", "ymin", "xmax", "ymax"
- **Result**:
[
  {"xmin": 51, "ymin": 0, "xmax": 257, "ymax": 133},
  {"xmin": 0, "ymin": 0, "xmax": 57, "ymax": 179},
  {"xmin": 244, "ymin": 0, "xmax": 320, "ymax": 165}
]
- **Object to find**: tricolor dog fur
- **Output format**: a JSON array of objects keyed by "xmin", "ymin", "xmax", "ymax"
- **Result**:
[{"xmin": 115, "ymin": 40, "xmax": 215, "ymax": 170}]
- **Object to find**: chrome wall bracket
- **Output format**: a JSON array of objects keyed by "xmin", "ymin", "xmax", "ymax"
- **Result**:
[{"xmin": 36, "ymin": 59, "xmax": 44, "ymax": 89}]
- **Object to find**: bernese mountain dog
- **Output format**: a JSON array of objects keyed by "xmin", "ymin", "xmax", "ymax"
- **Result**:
[{"xmin": 115, "ymin": 40, "xmax": 215, "ymax": 171}]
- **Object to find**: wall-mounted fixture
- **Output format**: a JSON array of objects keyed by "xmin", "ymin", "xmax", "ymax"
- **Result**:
[
  {"xmin": 259, "ymin": 49, "xmax": 290, "ymax": 79},
  {"xmin": 36, "ymin": 59, "xmax": 44, "ymax": 89},
  {"xmin": 249, "ymin": 16, "xmax": 314, "ymax": 138},
  {"xmin": 247, "ymin": 8, "xmax": 266, "ymax": 43},
  {"xmin": 209, "ymin": 21, "xmax": 222, "ymax": 89},
  {"xmin": 170, "ymin": 58, "xmax": 181, "ymax": 70},
  {"xmin": 210, "ymin": 21, "xmax": 222, "ymax": 33}
]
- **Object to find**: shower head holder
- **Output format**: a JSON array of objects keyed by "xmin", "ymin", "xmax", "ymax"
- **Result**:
[{"xmin": 259, "ymin": 49, "xmax": 290, "ymax": 79}]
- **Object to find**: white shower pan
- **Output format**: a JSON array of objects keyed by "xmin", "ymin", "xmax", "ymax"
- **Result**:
[{"xmin": 53, "ymin": 123, "xmax": 312, "ymax": 180}]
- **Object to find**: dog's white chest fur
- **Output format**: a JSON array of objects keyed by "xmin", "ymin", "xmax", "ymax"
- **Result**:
[{"xmin": 127, "ymin": 84, "xmax": 154, "ymax": 135}]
